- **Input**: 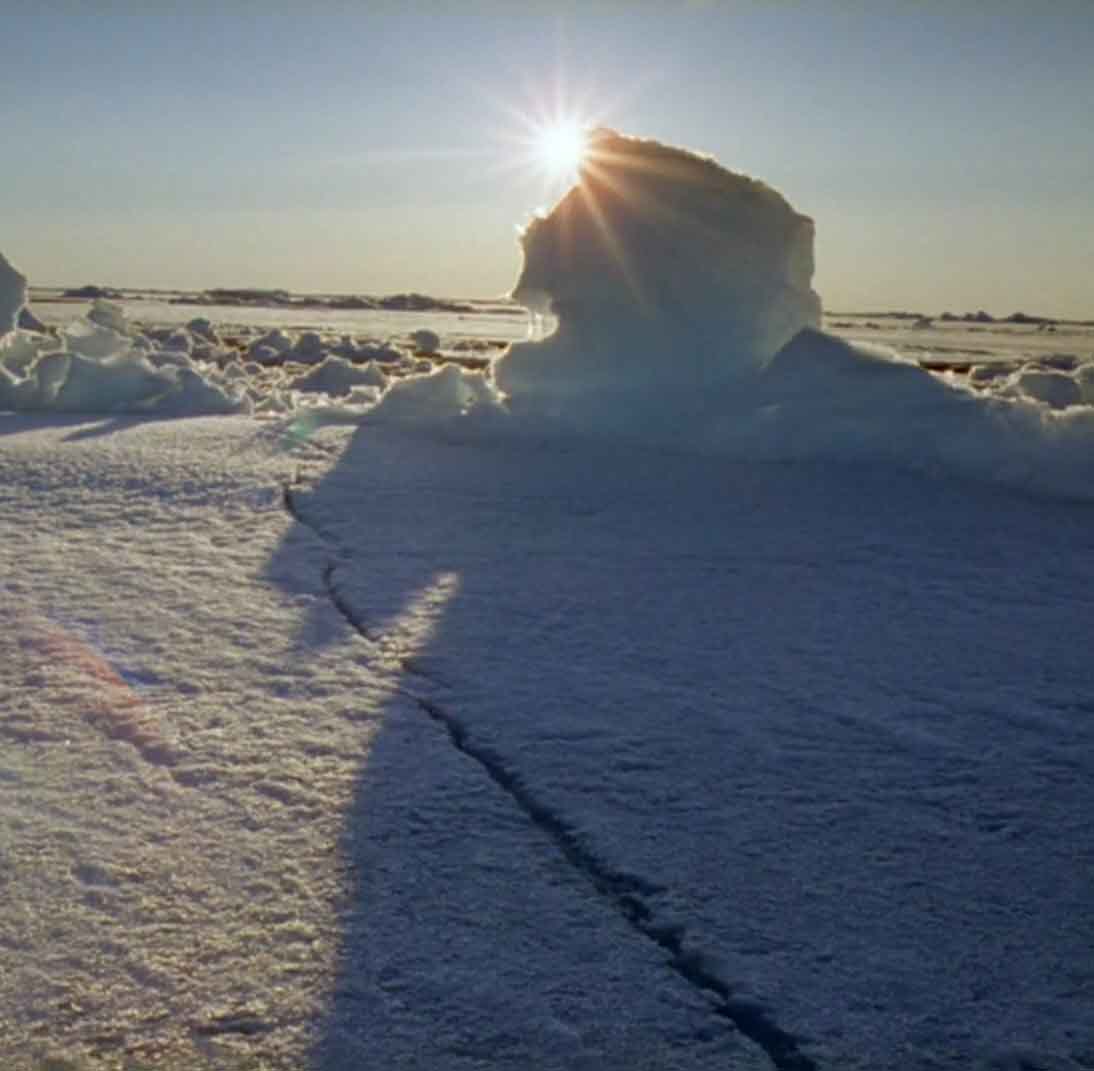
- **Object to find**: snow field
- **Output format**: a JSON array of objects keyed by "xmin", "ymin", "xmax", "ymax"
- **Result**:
[
  {"xmin": 0, "ymin": 417, "xmax": 770, "ymax": 1071},
  {"xmin": 291, "ymin": 423, "xmax": 1094, "ymax": 1070},
  {"xmin": 4, "ymin": 126, "xmax": 1094, "ymax": 1070}
]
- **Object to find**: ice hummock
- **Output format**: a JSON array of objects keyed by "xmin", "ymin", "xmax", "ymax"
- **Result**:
[
  {"xmin": 484, "ymin": 131, "xmax": 1094, "ymax": 496},
  {"xmin": 4, "ymin": 126, "xmax": 1094, "ymax": 492},
  {"xmin": 498, "ymin": 128, "xmax": 822, "ymax": 414}
]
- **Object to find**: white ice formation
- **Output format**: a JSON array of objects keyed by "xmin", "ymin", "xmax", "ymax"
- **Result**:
[
  {"xmin": 497, "ymin": 128, "xmax": 821, "ymax": 418},
  {"xmin": 370, "ymin": 363, "xmax": 502, "ymax": 424},
  {"xmin": 4, "ymin": 125, "xmax": 1094, "ymax": 495},
  {"xmin": 0, "ymin": 256, "xmax": 426, "ymax": 419},
  {"xmin": 290, "ymin": 356, "xmax": 389, "ymax": 396},
  {"xmin": 367, "ymin": 128, "xmax": 1094, "ymax": 497},
  {"xmin": 0, "ymin": 269, "xmax": 250, "ymax": 417}
]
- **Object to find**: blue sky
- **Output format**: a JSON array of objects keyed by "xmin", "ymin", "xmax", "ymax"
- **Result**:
[{"xmin": 3, "ymin": 2, "xmax": 1092, "ymax": 316}]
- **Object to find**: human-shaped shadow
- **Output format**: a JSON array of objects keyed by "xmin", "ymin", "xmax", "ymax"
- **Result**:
[{"xmin": 263, "ymin": 414, "xmax": 1094, "ymax": 1070}]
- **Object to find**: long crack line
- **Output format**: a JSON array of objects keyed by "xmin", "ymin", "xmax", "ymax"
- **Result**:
[{"xmin": 283, "ymin": 481, "xmax": 818, "ymax": 1071}]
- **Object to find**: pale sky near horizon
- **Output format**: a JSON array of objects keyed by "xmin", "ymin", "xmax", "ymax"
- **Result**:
[{"xmin": 4, "ymin": 2, "xmax": 1092, "ymax": 317}]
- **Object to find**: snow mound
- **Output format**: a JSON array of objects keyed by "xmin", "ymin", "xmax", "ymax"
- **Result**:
[
  {"xmin": 366, "ymin": 129, "xmax": 1094, "ymax": 497},
  {"xmin": 87, "ymin": 298, "xmax": 130, "ymax": 336},
  {"xmin": 410, "ymin": 328, "xmax": 441, "ymax": 354},
  {"xmin": 355, "ymin": 340, "xmax": 406, "ymax": 364},
  {"xmin": 64, "ymin": 319, "xmax": 131, "ymax": 360},
  {"xmin": 187, "ymin": 317, "xmax": 220, "ymax": 344},
  {"xmin": 370, "ymin": 364, "xmax": 502, "ymax": 424},
  {"xmin": 248, "ymin": 329, "xmax": 294, "ymax": 362},
  {"xmin": 291, "ymin": 331, "xmax": 327, "ymax": 364},
  {"xmin": 1, "ymin": 346, "xmax": 248, "ymax": 416},
  {"xmin": 0, "ymin": 251, "xmax": 250, "ymax": 418},
  {"xmin": 290, "ymin": 356, "xmax": 389, "ymax": 396}
]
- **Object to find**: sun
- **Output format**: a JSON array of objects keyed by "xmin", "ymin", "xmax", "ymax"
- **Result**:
[
  {"xmin": 533, "ymin": 122, "xmax": 586, "ymax": 181},
  {"xmin": 533, "ymin": 119, "xmax": 589, "ymax": 182}
]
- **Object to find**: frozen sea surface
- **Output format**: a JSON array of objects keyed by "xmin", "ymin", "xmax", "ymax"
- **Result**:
[
  {"xmin": 0, "ymin": 416, "xmax": 770, "ymax": 1071},
  {"xmin": 3, "ymin": 401, "xmax": 1094, "ymax": 1069},
  {"xmin": 283, "ymin": 420, "xmax": 1094, "ymax": 1071},
  {"xmin": 4, "ymin": 266, "xmax": 1094, "ymax": 1068}
]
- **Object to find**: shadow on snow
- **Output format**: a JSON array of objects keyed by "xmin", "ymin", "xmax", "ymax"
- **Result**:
[{"xmin": 262, "ymin": 418, "xmax": 1094, "ymax": 1070}]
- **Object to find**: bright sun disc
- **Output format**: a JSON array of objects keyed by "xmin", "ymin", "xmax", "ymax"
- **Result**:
[{"xmin": 535, "ymin": 121, "xmax": 587, "ymax": 179}]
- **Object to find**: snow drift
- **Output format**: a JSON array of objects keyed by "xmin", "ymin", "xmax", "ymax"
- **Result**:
[{"xmin": 0, "ymin": 261, "xmax": 438, "ymax": 420}]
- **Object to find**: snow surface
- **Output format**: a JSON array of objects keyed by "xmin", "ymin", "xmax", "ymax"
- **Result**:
[
  {"xmin": 288, "ymin": 423, "xmax": 1094, "ymax": 1071},
  {"xmin": 4, "ymin": 129, "xmax": 1094, "ymax": 1071},
  {"xmin": 0, "ymin": 417, "xmax": 766, "ymax": 1071}
]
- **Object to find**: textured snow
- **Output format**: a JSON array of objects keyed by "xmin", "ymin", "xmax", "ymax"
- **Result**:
[
  {"xmin": 0, "ymin": 417, "xmax": 766, "ymax": 1071},
  {"xmin": 291, "ymin": 424, "xmax": 1094, "ymax": 1071},
  {"xmin": 4, "ymin": 128, "xmax": 1094, "ymax": 1070}
]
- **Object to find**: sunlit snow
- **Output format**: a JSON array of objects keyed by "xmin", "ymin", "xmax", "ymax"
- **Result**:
[{"xmin": 3, "ymin": 129, "xmax": 1094, "ymax": 1071}]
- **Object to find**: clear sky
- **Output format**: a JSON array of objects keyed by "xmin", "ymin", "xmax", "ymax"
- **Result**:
[{"xmin": 4, "ymin": 2, "xmax": 1092, "ymax": 317}]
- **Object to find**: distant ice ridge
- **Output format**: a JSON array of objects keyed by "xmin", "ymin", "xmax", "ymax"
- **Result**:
[{"xmin": 370, "ymin": 129, "xmax": 1094, "ymax": 499}]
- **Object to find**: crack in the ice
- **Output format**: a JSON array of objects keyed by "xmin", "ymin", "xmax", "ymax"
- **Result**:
[
  {"xmin": 412, "ymin": 694, "xmax": 818, "ymax": 1071},
  {"xmin": 283, "ymin": 480, "xmax": 818, "ymax": 1071}
]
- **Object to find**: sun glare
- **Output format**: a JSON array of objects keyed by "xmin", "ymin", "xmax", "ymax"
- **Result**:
[{"xmin": 533, "ymin": 120, "xmax": 588, "ymax": 183}]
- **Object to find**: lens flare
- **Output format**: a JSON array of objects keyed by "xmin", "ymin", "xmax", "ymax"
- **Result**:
[{"xmin": 534, "ymin": 120, "xmax": 588, "ymax": 182}]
